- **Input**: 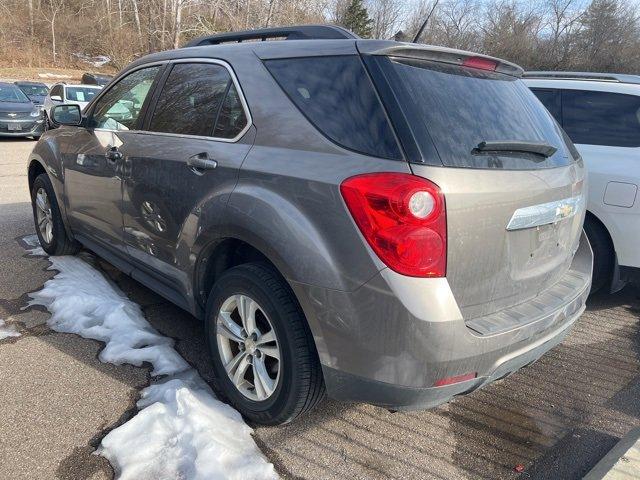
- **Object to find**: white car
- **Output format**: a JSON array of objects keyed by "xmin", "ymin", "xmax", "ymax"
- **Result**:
[
  {"xmin": 524, "ymin": 72, "xmax": 640, "ymax": 293},
  {"xmin": 43, "ymin": 83, "xmax": 102, "ymax": 124}
]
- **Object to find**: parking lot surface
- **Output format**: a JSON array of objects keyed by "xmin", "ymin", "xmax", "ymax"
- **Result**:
[{"xmin": 0, "ymin": 138, "xmax": 638, "ymax": 479}]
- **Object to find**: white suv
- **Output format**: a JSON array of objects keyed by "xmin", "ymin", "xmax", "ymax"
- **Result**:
[
  {"xmin": 43, "ymin": 83, "xmax": 102, "ymax": 125},
  {"xmin": 524, "ymin": 72, "xmax": 640, "ymax": 293}
]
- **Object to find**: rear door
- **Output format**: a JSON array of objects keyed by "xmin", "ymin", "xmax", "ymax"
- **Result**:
[
  {"xmin": 118, "ymin": 60, "xmax": 254, "ymax": 291},
  {"xmin": 369, "ymin": 54, "xmax": 586, "ymax": 319}
]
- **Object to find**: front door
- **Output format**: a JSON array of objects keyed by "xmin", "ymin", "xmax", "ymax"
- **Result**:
[
  {"xmin": 118, "ymin": 61, "xmax": 254, "ymax": 293},
  {"xmin": 63, "ymin": 65, "xmax": 163, "ymax": 252}
]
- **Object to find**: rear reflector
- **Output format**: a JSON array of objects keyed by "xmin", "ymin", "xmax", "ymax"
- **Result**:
[
  {"xmin": 462, "ymin": 57, "xmax": 498, "ymax": 71},
  {"xmin": 433, "ymin": 372, "xmax": 477, "ymax": 387}
]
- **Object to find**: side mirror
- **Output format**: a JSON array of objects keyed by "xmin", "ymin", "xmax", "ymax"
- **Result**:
[
  {"xmin": 50, "ymin": 95, "xmax": 62, "ymax": 102},
  {"xmin": 51, "ymin": 104, "xmax": 82, "ymax": 126}
]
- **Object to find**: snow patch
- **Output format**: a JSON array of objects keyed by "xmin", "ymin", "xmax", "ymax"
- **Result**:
[
  {"xmin": 0, "ymin": 319, "xmax": 20, "ymax": 340},
  {"xmin": 23, "ymin": 235, "xmax": 277, "ymax": 480}
]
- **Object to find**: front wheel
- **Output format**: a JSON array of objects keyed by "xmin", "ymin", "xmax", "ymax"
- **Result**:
[
  {"xmin": 31, "ymin": 173, "xmax": 80, "ymax": 256},
  {"xmin": 205, "ymin": 262, "xmax": 325, "ymax": 425}
]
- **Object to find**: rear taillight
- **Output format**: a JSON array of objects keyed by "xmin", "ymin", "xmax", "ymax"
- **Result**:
[
  {"xmin": 340, "ymin": 173, "xmax": 446, "ymax": 277},
  {"xmin": 462, "ymin": 56, "xmax": 498, "ymax": 71}
]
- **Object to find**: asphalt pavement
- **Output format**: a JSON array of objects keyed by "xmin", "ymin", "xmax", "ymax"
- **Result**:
[{"xmin": 0, "ymin": 138, "xmax": 639, "ymax": 480}]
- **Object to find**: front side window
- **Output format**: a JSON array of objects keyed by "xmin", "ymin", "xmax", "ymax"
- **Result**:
[
  {"xmin": 264, "ymin": 55, "xmax": 402, "ymax": 160},
  {"xmin": 91, "ymin": 66, "xmax": 160, "ymax": 131},
  {"xmin": 149, "ymin": 63, "xmax": 246, "ymax": 138},
  {"xmin": 50, "ymin": 85, "xmax": 63, "ymax": 100},
  {"xmin": 562, "ymin": 90, "xmax": 640, "ymax": 147}
]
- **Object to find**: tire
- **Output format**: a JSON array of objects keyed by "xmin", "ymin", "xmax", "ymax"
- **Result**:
[
  {"xmin": 584, "ymin": 216, "xmax": 613, "ymax": 294},
  {"xmin": 205, "ymin": 262, "xmax": 325, "ymax": 425},
  {"xmin": 31, "ymin": 173, "xmax": 80, "ymax": 256}
]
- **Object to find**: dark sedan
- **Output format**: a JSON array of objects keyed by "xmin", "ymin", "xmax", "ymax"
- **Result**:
[
  {"xmin": 0, "ymin": 82, "xmax": 44, "ymax": 139},
  {"xmin": 15, "ymin": 81, "xmax": 49, "ymax": 107}
]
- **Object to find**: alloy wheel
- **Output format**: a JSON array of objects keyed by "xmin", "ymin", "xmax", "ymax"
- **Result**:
[
  {"xmin": 216, "ymin": 294, "xmax": 281, "ymax": 401},
  {"xmin": 35, "ymin": 188, "xmax": 53, "ymax": 244}
]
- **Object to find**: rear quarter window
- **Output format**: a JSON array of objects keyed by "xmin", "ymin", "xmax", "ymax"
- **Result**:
[
  {"xmin": 561, "ymin": 90, "xmax": 640, "ymax": 147},
  {"xmin": 264, "ymin": 55, "xmax": 402, "ymax": 160}
]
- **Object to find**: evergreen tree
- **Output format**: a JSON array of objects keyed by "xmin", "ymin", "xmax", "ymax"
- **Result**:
[{"xmin": 342, "ymin": 0, "xmax": 373, "ymax": 38}]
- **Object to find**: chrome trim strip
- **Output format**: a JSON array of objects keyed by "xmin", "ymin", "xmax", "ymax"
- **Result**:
[
  {"xmin": 89, "ymin": 58, "xmax": 252, "ymax": 143},
  {"xmin": 506, "ymin": 195, "xmax": 584, "ymax": 231}
]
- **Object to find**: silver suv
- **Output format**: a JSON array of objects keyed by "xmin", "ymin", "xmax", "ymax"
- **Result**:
[{"xmin": 28, "ymin": 26, "xmax": 592, "ymax": 425}]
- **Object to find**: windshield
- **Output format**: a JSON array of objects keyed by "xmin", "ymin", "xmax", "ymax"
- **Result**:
[
  {"xmin": 17, "ymin": 84, "xmax": 48, "ymax": 97},
  {"xmin": 0, "ymin": 84, "xmax": 30, "ymax": 103},
  {"xmin": 382, "ymin": 57, "xmax": 571, "ymax": 169},
  {"xmin": 66, "ymin": 86, "xmax": 100, "ymax": 103}
]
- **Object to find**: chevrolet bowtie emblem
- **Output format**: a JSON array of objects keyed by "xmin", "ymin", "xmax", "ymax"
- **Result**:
[{"xmin": 8, "ymin": 113, "xmax": 17, "ymax": 117}]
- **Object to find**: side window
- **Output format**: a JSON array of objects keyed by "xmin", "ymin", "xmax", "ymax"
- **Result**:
[
  {"xmin": 562, "ymin": 90, "xmax": 640, "ymax": 147},
  {"xmin": 264, "ymin": 55, "xmax": 401, "ymax": 160},
  {"xmin": 149, "ymin": 63, "xmax": 246, "ymax": 138},
  {"xmin": 91, "ymin": 66, "xmax": 160, "ymax": 131},
  {"xmin": 531, "ymin": 88, "xmax": 561, "ymax": 123}
]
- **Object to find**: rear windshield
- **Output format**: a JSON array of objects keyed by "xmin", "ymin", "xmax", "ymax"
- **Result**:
[{"xmin": 384, "ymin": 57, "xmax": 571, "ymax": 169}]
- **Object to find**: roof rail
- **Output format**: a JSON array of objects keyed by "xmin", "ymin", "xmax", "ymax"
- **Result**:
[
  {"xmin": 185, "ymin": 25, "xmax": 359, "ymax": 47},
  {"xmin": 523, "ymin": 71, "xmax": 640, "ymax": 85}
]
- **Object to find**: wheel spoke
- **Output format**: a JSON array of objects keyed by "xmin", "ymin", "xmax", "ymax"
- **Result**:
[
  {"xmin": 232, "ymin": 355, "xmax": 251, "ymax": 387},
  {"xmin": 45, "ymin": 222, "xmax": 53, "ymax": 243},
  {"xmin": 217, "ymin": 311, "xmax": 244, "ymax": 343},
  {"xmin": 259, "ymin": 345, "xmax": 280, "ymax": 361},
  {"xmin": 256, "ymin": 330, "xmax": 276, "ymax": 346},
  {"xmin": 237, "ymin": 295, "xmax": 257, "ymax": 334},
  {"xmin": 36, "ymin": 192, "xmax": 47, "ymax": 212},
  {"xmin": 253, "ymin": 357, "xmax": 275, "ymax": 399}
]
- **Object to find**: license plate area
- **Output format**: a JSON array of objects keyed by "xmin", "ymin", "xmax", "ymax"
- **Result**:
[{"xmin": 7, "ymin": 123, "xmax": 22, "ymax": 131}]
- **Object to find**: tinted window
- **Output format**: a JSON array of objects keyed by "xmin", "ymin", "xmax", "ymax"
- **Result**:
[
  {"xmin": 562, "ymin": 90, "xmax": 640, "ymax": 147},
  {"xmin": 265, "ymin": 56, "xmax": 401, "ymax": 160},
  {"xmin": 531, "ymin": 88, "xmax": 562, "ymax": 122},
  {"xmin": 16, "ymin": 83, "xmax": 48, "ymax": 97},
  {"xmin": 149, "ymin": 63, "xmax": 234, "ymax": 137},
  {"xmin": 213, "ymin": 83, "xmax": 248, "ymax": 139},
  {"xmin": 383, "ymin": 58, "xmax": 570, "ymax": 169},
  {"xmin": 50, "ymin": 85, "xmax": 63, "ymax": 100},
  {"xmin": 92, "ymin": 66, "xmax": 159, "ymax": 130}
]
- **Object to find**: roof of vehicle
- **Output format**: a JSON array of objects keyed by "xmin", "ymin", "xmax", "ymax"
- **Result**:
[
  {"xmin": 14, "ymin": 81, "xmax": 48, "ymax": 86},
  {"xmin": 124, "ymin": 25, "xmax": 523, "ymax": 77},
  {"xmin": 523, "ymin": 71, "xmax": 640, "ymax": 84},
  {"xmin": 64, "ymin": 83, "xmax": 102, "ymax": 89}
]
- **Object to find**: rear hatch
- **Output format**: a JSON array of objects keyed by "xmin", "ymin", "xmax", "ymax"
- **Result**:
[{"xmin": 363, "ymin": 44, "xmax": 586, "ymax": 320}]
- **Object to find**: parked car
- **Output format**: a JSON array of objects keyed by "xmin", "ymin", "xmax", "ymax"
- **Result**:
[
  {"xmin": 14, "ymin": 81, "xmax": 49, "ymax": 107},
  {"xmin": 81, "ymin": 72, "xmax": 113, "ymax": 86},
  {"xmin": 0, "ymin": 82, "xmax": 44, "ymax": 139},
  {"xmin": 524, "ymin": 72, "xmax": 640, "ymax": 293},
  {"xmin": 43, "ymin": 83, "xmax": 102, "ymax": 127},
  {"xmin": 28, "ymin": 25, "xmax": 592, "ymax": 425}
]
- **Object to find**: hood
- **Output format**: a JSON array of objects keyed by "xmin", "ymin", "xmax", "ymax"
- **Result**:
[{"xmin": 0, "ymin": 100, "xmax": 35, "ymax": 113}]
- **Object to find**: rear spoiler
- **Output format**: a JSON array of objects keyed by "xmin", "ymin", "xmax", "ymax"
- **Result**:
[{"xmin": 364, "ymin": 43, "xmax": 524, "ymax": 77}]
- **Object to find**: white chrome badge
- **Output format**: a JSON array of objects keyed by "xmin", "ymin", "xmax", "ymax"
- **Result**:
[{"xmin": 506, "ymin": 195, "xmax": 583, "ymax": 231}]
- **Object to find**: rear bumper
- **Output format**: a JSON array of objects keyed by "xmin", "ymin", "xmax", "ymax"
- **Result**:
[{"xmin": 292, "ymin": 232, "xmax": 592, "ymax": 410}]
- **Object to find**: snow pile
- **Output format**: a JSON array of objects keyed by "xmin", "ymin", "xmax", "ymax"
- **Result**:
[
  {"xmin": 0, "ymin": 319, "xmax": 20, "ymax": 340},
  {"xmin": 24, "ymin": 236, "xmax": 277, "ymax": 480}
]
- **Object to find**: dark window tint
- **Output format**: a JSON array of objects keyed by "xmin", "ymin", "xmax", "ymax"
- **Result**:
[
  {"xmin": 383, "ymin": 58, "xmax": 570, "ymax": 169},
  {"xmin": 150, "ymin": 63, "xmax": 233, "ymax": 137},
  {"xmin": 531, "ymin": 88, "xmax": 562, "ymax": 122},
  {"xmin": 50, "ymin": 85, "xmax": 63, "ymax": 100},
  {"xmin": 213, "ymin": 83, "xmax": 248, "ymax": 139},
  {"xmin": 562, "ymin": 90, "xmax": 640, "ymax": 147},
  {"xmin": 265, "ymin": 56, "xmax": 401, "ymax": 160}
]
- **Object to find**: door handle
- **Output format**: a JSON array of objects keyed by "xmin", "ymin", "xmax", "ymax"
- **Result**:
[
  {"xmin": 187, "ymin": 153, "xmax": 217, "ymax": 173},
  {"xmin": 105, "ymin": 146, "xmax": 123, "ymax": 163}
]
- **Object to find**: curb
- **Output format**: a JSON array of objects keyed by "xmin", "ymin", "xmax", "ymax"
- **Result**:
[{"xmin": 584, "ymin": 427, "xmax": 640, "ymax": 479}]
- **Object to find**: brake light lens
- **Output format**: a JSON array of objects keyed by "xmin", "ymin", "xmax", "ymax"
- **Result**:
[
  {"xmin": 340, "ymin": 173, "xmax": 446, "ymax": 277},
  {"xmin": 433, "ymin": 372, "xmax": 477, "ymax": 387},
  {"xmin": 462, "ymin": 56, "xmax": 498, "ymax": 71}
]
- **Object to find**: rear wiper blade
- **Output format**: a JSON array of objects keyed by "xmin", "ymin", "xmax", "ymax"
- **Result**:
[{"xmin": 473, "ymin": 141, "xmax": 557, "ymax": 158}]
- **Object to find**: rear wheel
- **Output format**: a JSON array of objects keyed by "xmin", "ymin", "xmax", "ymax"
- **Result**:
[
  {"xmin": 584, "ymin": 216, "xmax": 613, "ymax": 294},
  {"xmin": 205, "ymin": 262, "xmax": 325, "ymax": 425},
  {"xmin": 31, "ymin": 173, "xmax": 80, "ymax": 256}
]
